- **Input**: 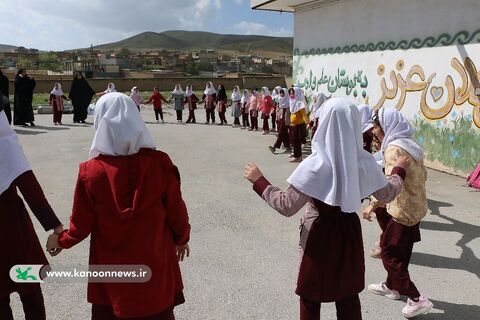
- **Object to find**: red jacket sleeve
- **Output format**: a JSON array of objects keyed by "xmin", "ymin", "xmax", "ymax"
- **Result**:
[
  {"xmin": 58, "ymin": 164, "xmax": 96, "ymax": 249},
  {"xmin": 162, "ymin": 161, "xmax": 190, "ymax": 245}
]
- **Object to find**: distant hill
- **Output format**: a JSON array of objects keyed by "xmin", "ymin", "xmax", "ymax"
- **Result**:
[
  {"xmin": 93, "ymin": 30, "xmax": 293, "ymax": 58},
  {"xmin": 0, "ymin": 44, "xmax": 18, "ymax": 51}
]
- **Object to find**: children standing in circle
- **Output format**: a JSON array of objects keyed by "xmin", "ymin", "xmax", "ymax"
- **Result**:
[
  {"xmin": 364, "ymin": 107, "xmax": 433, "ymax": 319},
  {"xmin": 231, "ymin": 85, "xmax": 242, "ymax": 127},
  {"xmin": 216, "ymin": 84, "xmax": 228, "ymax": 125},
  {"xmin": 49, "ymin": 83, "xmax": 69, "ymax": 125},
  {"xmin": 202, "ymin": 82, "xmax": 216, "ymax": 124},
  {"xmin": 171, "ymin": 84, "xmax": 185, "ymax": 124},
  {"xmin": 185, "ymin": 85, "xmax": 199, "ymax": 124},
  {"xmin": 244, "ymin": 97, "xmax": 411, "ymax": 320},
  {"xmin": 144, "ymin": 87, "xmax": 168, "ymax": 123}
]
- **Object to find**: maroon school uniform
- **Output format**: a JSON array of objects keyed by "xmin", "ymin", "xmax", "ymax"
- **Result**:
[{"xmin": 58, "ymin": 149, "xmax": 190, "ymax": 318}]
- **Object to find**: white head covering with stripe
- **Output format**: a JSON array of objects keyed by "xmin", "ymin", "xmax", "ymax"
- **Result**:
[
  {"xmin": 287, "ymin": 97, "xmax": 387, "ymax": 213},
  {"xmin": 90, "ymin": 92, "xmax": 156, "ymax": 159},
  {"xmin": 358, "ymin": 104, "xmax": 374, "ymax": 133},
  {"xmin": 289, "ymin": 87, "xmax": 307, "ymax": 113}
]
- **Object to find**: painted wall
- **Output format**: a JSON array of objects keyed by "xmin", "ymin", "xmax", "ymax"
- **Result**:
[{"xmin": 292, "ymin": 0, "xmax": 480, "ymax": 176}]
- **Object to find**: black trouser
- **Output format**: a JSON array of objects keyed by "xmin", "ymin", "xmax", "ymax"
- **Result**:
[
  {"xmin": 234, "ymin": 117, "xmax": 240, "ymax": 125},
  {"xmin": 176, "ymin": 110, "xmax": 182, "ymax": 121},
  {"xmin": 0, "ymin": 286, "xmax": 46, "ymax": 320},
  {"xmin": 262, "ymin": 115, "xmax": 269, "ymax": 131},
  {"xmin": 155, "ymin": 109, "xmax": 163, "ymax": 121},
  {"xmin": 218, "ymin": 111, "xmax": 227, "ymax": 124},
  {"xmin": 290, "ymin": 124, "xmax": 305, "ymax": 158},
  {"xmin": 273, "ymin": 119, "xmax": 290, "ymax": 149},
  {"xmin": 271, "ymin": 112, "xmax": 276, "ymax": 130},
  {"xmin": 250, "ymin": 116, "xmax": 258, "ymax": 130},
  {"xmin": 242, "ymin": 113, "xmax": 250, "ymax": 127},
  {"xmin": 205, "ymin": 108, "xmax": 215, "ymax": 123},
  {"xmin": 186, "ymin": 109, "xmax": 196, "ymax": 123}
]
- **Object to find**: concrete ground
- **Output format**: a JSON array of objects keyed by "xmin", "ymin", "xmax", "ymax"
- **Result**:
[{"xmin": 10, "ymin": 106, "xmax": 480, "ymax": 319}]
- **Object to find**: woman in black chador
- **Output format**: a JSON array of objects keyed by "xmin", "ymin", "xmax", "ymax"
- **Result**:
[
  {"xmin": 13, "ymin": 69, "xmax": 36, "ymax": 126},
  {"xmin": 69, "ymin": 71, "xmax": 95, "ymax": 124}
]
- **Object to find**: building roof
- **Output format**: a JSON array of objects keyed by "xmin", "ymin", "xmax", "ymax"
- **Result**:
[{"xmin": 251, "ymin": 0, "xmax": 341, "ymax": 12}]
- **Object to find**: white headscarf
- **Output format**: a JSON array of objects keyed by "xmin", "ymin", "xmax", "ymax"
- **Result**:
[
  {"xmin": 231, "ymin": 86, "xmax": 241, "ymax": 101},
  {"xmin": 241, "ymin": 89, "xmax": 250, "ymax": 104},
  {"xmin": 0, "ymin": 111, "xmax": 32, "ymax": 194},
  {"xmin": 377, "ymin": 107, "xmax": 424, "ymax": 161},
  {"xmin": 185, "ymin": 85, "xmax": 193, "ymax": 97},
  {"xmin": 287, "ymin": 98, "xmax": 387, "ymax": 213},
  {"xmin": 104, "ymin": 82, "xmax": 116, "ymax": 93},
  {"xmin": 204, "ymin": 82, "xmax": 216, "ymax": 95},
  {"xmin": 278, "ymin": 88, "xmax": 289, "ymax": 109},
  {"xmin": 289, "ymin": 87, "xmax": 307, "ymax": 113},
  {"xmin": 172, "ymin": 84, "xmax": 184, "ymax": 95},
  {"xmin": 311, "ymin": 92, "xmax": 330, "ymax": 117},
  {"xmin": 272, "ymin": 86, "xmax": 282, "ymax": 100},
  {"xmin": 50, "ymin": 83, "xmax": 64, "ymax": 96},
  {"xmin": 358, "ymin": 104, "xmax": 374, "ymax": 133},
  {"xmin": 262, "ymin": 87, "xmax": 271, "ymax": 97},
  {"xmin": 90, "ymin": 93, "xmax": 156, "ymax": 159}
]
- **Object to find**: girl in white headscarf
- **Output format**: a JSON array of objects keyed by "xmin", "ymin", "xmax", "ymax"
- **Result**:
[
  {"xmin": 231, "ymin": 85, "xmax": 242, "ymax": 127},
  {"xmin": 49, "ymin": 83, "xmax": 69, "ymax": 125},
  {"xmin": 96, "ymin": 82, "xmax": 117, "ymax": 97},
  {"xmin": 0, "ymin": 107, "xmax": 63, "ymax": 317},
  {"xmin": 308, "ymin": 92, "xmax": 330, "ymax": 138},
  {"xmin": 358, "ymin": 104, "xmax": 374, "ymax": 153},
  {"xmin": 185, "ymin": 85, "xmax": 199, "ymax": 124},
  {"xmin": 364, "ymin": 107, "xmax": 432, "ymax": 318},
  {"xmin": 260, "ymin": 87, "xmax": 273, "ymax": 134},
  {"xmin": 47, "ymin": 92, "xmax": 191, "ymax": 319},
  {"xmin": 171, "ymin": 84, "xmax": 185, "ymax": 123},
  {"xmin": 202, "ymin": 82, "xmax": 216, "ymax": 124},
  {"xmin": 268, "ymin": 88, "xmax": 291, "ymax": 154},
  {"xmin": 271, "ymin": 86, "xmax": 282, "ymax": 132},
  {"xmin": 129, "ymin": 86, "xmax": 144, "ymax": 112},
  {"xmin": 240, "ymin": 89, "xmax": 250, "ymax": 129},
  {"xmin": 244, "ymin": 98, "xmax": 411, "ymax": 320},
  {"xmin": 288, "ymin": 87, "xmax": 309, "ymax": 162},
  {"xmin": 248, "ymin": 88, "xmax": 260, "ymax": 131}
]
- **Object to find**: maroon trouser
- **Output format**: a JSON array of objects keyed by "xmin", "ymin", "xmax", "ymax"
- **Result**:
[
  {"xmin": 218, "ymin": 111, "xmax": 227, "ymax": 124},
  {"xmin": 300, "ymin": 295, "xmax": 361, "ymax": 320},
  {"xmin": 91, "ymin": 305, "xmax": 174, "ymax": 320},
  {"xmin": 375, "ymin": 208, "xmax": 421, "ymax": 298},
  {"xmin": 273, "ymin": 119, "xmax": 290, "ymax": 149},
  {"xmin": 186, "ymin": 109, "xmax": 195, "ymax": 123},
  {"xmin": 262, "ymin": 115, "xmax": 269, "ymax": 131},
  {"xmin": 0, "ymin": 285, "xmax": 46, "ymax": 320},
  {"xmin": 205, "ymin": 108, "xmax": 215, "ymax": 123},
  {"xmin": 290, "ymin": 124, "xmax": 305, "ymax": 158},
  {"xmin": 53, "ymin": 108, "xmax": 63, "ymax": 123}
]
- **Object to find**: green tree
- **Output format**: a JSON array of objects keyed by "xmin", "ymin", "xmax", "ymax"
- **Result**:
[
  {"xmin": 196, "ymin": 62, "xmax": 213, "ymax": 72},
  {"xmin": 186, "ymin": 63, "xmax": 198, "ymax": 75},
  {"xmin": 117, "ymin": 47, "xmax": 133, "ymax": 58},
  {"xmin": 38, "ymin": 52, "xmax": 61, "ymax": 71}
]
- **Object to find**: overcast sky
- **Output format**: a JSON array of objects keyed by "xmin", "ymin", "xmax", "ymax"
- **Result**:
[{"xmin": 0, "ymin": 0, "xmax": 293, "ymax": 51}]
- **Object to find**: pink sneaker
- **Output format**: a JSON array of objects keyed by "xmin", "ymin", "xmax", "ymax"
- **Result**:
[
  {"xmin": 367, "ymin": 282, "xmax": 400, "ymax": 300},
  {"xmin": 402, "ymin": 296, "xmax": 433, "ymax": 318}
]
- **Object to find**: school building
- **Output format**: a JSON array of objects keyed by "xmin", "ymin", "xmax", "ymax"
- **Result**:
[{"xmin": 252, "ymin": 0, "xmax": 480, "ymax": 177}]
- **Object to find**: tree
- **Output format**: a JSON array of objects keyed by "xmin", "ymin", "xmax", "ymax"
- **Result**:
[
  {"xmin": 117, "ymin": 47, "xmax": 133, "ymax": 58},
  {"xmin": 186, "ymin": 63, "xmax": 198, "ymax": 75},
  {"xmin": 196, "ymin": 62, "xmax": 213, "ymax": 72},
  {"xmin": 38, "ymin": 52, "xmax": 61, "ymax": 71}
]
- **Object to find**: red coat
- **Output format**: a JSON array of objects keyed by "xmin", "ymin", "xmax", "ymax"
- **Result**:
[
  {"xmin": 58, "ymin": 149, "xmax": 190, "ymax": 318},
  {"xmin": 261, "ymin": 96, "xmax": 273, "ymax": 114}
]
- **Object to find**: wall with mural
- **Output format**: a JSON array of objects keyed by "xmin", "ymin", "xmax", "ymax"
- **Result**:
[{"xmin": 293, "ymin": 30, "xmax": 480, "ymax": 176}]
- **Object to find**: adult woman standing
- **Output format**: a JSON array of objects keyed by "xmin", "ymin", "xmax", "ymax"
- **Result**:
[
  {"xmin": 13, "ymin": 69, "xmax": 36, "ymax": 127},
  {"xmin": 69, "ymin": 71, "xmax": 95, "ymax": 124}
]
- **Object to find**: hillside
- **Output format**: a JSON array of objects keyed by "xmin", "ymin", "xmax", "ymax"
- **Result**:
[
  {"xmin": 93, "ymin": 30, "xmax": 293, "ymax": 57},
  {"xmin": 0, "ymin": 44, "xmax": 19, "ymax": 51}
]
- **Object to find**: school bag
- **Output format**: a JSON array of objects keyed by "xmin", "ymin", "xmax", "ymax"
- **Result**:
[{"xmin": 467, "ymin": 163, "xmax": 480, "ymax": 190}]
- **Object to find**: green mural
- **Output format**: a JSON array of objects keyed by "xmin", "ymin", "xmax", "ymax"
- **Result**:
[
  {"xmin": 294, "ymin": 29, "xmax": 480, "ymax": 57},
  {"xmin": 298, "ymin": 69, "xmax": 368, "ymax": 97},
  {"xmin": 413, "ymin": 113, "xmax": 480, "ymax": 174}
]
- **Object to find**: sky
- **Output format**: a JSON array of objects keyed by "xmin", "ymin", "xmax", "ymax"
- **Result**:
[{"xmin": 0, "ymin": 0, "xmax": 293, "ymax": 51}]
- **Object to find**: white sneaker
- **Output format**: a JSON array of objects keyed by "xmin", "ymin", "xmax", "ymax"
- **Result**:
[
  {"xmin": 402, "ymin": 296, "xmax": 433, "ymax": 318},
  {"xmin": 156, "ymin": 120, "xmax": 159, "ymax": 123},
  {"xmin": 367, "ymin": 282, "xmax": 400, "ymax": 300}
]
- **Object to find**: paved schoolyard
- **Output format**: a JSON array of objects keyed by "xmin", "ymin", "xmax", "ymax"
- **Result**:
[{"xmin": 10, "ymin": 106, "xmax": 480, "ymax": 319}]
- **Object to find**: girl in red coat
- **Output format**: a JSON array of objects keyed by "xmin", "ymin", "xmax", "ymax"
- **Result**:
[
  {"xmin": 261, "ymin": 87, "xmax": 273, "ymax": 135},
  {"xmin": 47, "ymin": 93, "xmax": 191, "ymax": 320}
]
